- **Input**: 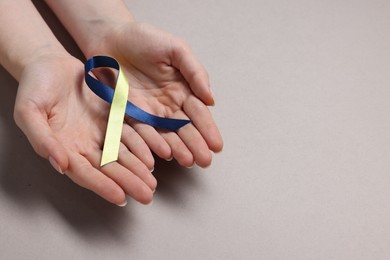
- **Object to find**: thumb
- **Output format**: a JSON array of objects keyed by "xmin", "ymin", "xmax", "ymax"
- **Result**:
[
  {"xmin": 14, "ymin": 104, "xmax": 69, "ymax": 174},
  {"xmin": 171, "ymin": 39, "xmax": 215, "ymax": 106}
]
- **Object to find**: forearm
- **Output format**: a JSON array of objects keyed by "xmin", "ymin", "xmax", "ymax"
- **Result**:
[
  {"xmin": 0, "ymin": 0, "xmax": 66, "ymax": 80},
  {"xmin": 44, "ymin": 0, "xmax": 134, "ymax": 57}
]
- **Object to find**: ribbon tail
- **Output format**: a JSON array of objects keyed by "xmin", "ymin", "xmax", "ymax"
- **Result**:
[
  {"xmin": 100, "ymin": 66, "xmax": 129, "ymax": 166},
  {"xmin": 125, "ymin": 101, "xmax": 190, "ymax": 131}
]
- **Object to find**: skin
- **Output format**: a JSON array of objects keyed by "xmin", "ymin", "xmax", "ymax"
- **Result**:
[
  {"xmin": 0, "ymin": 0, "xmax": 154, "ymax": 206},
  {"xmin": 0, "ymin": 0, "xmax": 223, "ymax": 206},
  {"xmin": 16, "ymin": 54, "xmax": 156, "ymax": 206},
  {"xmin": 44, "ymin": 0, "xmax": 224, "ymax": 167}
]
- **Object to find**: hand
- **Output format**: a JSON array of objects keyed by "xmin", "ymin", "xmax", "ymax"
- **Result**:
[
  {"xmin": 87, "ymin": 22, "xmax": 223, "ymax": 168},
  {"xmin": 14, "ymin": 52, "xmax": 156, "ymax": 205}
]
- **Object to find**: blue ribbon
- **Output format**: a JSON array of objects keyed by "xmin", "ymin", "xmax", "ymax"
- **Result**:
[{"xmin": 84, "ymin": 56, "xmax": 191, "ymax": 131}]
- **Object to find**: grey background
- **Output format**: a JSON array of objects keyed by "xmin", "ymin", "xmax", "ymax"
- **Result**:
[{"xmin": 1, "ymin": 0, "xmax": 390, "ymax": 259}]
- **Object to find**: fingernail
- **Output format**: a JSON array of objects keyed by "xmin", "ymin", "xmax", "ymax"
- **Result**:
[
  {"xmin": 210, "ymin": 89, "xmax": 215, "ymax": 106},
  {"xmin": 186, "ymin": 163, "xmax": 194, "ymax": 169},
  {"xmin": 166, "ymin": 157, "xmax": 173, "ymax": 161},
  {"xmin": 117, "ymin": 201, "xmax": 127, "ymax": 207},
  {"xmin": 150, "ymin": 167, "xmax": 154, "ymax": 173},
  {"xmin": 146, "ymin": 200, "xmax": 153, "ymax": 206},
  {"xmin": 152, "ymin": 189, "xmax": 156, "ymax": 193},
  {"xmin": 49, "ymin": 156, "xmax": 63, "ymax": 174}
]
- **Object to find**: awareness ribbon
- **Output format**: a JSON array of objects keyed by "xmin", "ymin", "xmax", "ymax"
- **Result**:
[{"xmin": 85, "ymin": 56, "xmax": 191, "ymax": 166}]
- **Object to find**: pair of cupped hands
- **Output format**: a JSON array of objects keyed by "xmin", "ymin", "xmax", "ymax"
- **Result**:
[{"xmin": 14, "ymin": 23, "xmax": 223, "ymax": 206}]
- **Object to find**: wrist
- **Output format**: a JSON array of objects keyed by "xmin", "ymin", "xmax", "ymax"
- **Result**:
[
  {"xmin": 81, "ymin": 16, "xmax": 135, "ymax": 58},
  {"xmin": 18, "ymin": 45, "xmax": 70, "ymax": 80},
  {"xmin": 44, "ymin": 0, "xmax": 135, "ymax": 58},
  {"xmin": 7, "ymin": 43, "xmax": 68, "ymax": 81}
]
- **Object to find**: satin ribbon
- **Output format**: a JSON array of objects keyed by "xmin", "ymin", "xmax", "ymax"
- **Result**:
[{"xmin": 85, "ymin": 56, "xmax": 190, "ymax": 166}]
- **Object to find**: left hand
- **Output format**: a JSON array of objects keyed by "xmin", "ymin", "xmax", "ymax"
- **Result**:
[
  {"xmin": 88, "ymin": 22, "xmax": 223, "ymax": 168},
  {"xmin": 14, "ymin": 53, "xmax": 156, "ymax": 205}
]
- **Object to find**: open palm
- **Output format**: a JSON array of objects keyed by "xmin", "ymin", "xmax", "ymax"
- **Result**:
[
  {"xmin": 14, "ymin": 54, "xmax": 156, "ymax": 205},
  {"xmin": 89, "ymin": 23, "xmax": 223, "ymax": 168}
]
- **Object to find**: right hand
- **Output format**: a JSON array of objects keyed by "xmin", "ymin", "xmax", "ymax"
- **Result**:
[
  {"xmin": 85, "ymin": 22, "xmax": 224, "ymax": 168},
  {"xmin": 14, "ymin": 52, "xmax": 156, "ymax": 206}
]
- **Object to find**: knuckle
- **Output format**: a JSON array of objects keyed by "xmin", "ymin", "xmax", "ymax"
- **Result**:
[
  {"xmin": 118, "ymin": 143, "xmax": 129, "ymax": 154},
  {"xmin": 188, "ymin": 99, "xmax": 206, "ymax": 114},
  {"xmin": 175, "ymin": 37, "xmax": 190, "ymax": 50},
  {"xmin": 95, "ymin": 178, "xmax": 124, "ymax": 205}
]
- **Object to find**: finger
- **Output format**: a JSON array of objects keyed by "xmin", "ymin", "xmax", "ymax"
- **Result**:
[
  {"xmin": 65, "ymin": 151, "xmax": 126, "ymax": 206},
  {"xmin": 121, "ymin": 124, "xmax": 154, "ymax": 170},
  {"xmin": 117, "ymin": 143, "xmax": 157, "ymax": 191},
  {"xmin": 171, "ymin": 39, "xmax": 214, "ymax": 106},
  {"xmin": 87, "ymin": 149, "xmax": 153, "ymax": 205},
  {"xmin": 173, "ymin": 111, "xmax": 212, "ymax": 168},
  {"xmin": 183, "ymin": 96, "xmax": 224, "ymax": 153},
  {"xmin": 126, "ymin": 117, "xmax": 172, "ymax": 160},
  {"xmin": 14, "ymin": 104, "xmax": 69, "ymax": 173},
  {"xmin": 159, "ymin": 131, "xmax": 194, "ymax": 167}
]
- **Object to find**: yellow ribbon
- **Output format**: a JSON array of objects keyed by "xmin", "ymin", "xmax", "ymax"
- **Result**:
[{"xmin": 100, "ymin": 66, "xmax": 129, "ymax": 166}]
